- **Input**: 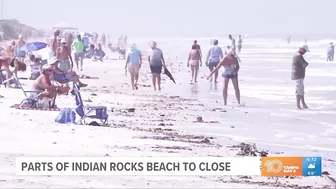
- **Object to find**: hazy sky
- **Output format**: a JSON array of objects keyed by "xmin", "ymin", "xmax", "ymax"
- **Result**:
[{"xmin": 1, "ymin": 0, "xmax": 334, "ymax": 36}]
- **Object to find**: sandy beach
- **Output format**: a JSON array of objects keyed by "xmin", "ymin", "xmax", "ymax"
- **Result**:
[{"xmin": 0, "ymin": 37, "xmax": 335, "ymax": 188}]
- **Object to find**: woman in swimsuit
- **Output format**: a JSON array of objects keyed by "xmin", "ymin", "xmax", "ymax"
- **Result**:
[
  {"xmin": 207, "ymin": 50, "xmax": 241, "ymax": 105},
  {"xmin": 48, "ymin": 57, "xmax": 87, "ymax": 87},
  {"xmin": 32, "ymin": 65, "xmax": 63, "ymax": 99},
  {"xmin": 187, "ymin": 44, "xmax": 202, "ymax": 83},
  {"xmin": 1, "ymin": 57, "xmax": 26, "ymax": 87}
]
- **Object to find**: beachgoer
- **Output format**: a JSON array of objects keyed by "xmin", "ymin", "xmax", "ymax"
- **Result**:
[
  {"xmin": 72, "ymin": 34, "xmax": 85, "ymax": 71},
  {"xmin": 1, "ymin": 58, "xmax": 26, "ymax": 87},
  {"xmin": 125, "ymin": 44, "xmax": 142, "ymax": 90},
  {"xmin": 205, "ymin": 39, "xmax": 223, "ymax": 83},
  {"xmin": 237, "ymin": 35, "xmax": 243, "ymax": 53},
  {"xmin": 28, "ymin": 54, "xmax": 43, "ymax": 80},
  {"xmin": 327, "ymin": 42, "xmax": 334, "ymax": 61},
  {"xmin": 56, "ymin": 38, "xmax": 74, "ymax": 72},
  {"xmin": 51, "ymin": 29, "xmax": 60, "ymax": 56},
  {"xmin": 86, "ymin": 44, "xmax": 95, "ymax": 59},
  {"xmin": 16, "ymin": 34, "xmax": 26, "ymax": 62},
  {"xmin": 187, "ymin": 44, "xmax": 202, "ymax": 83},
  {"xmin": 207, "ymin": 49, "xmax": 240, "ymax": 105},
  {"xmin": 65, "ymin": 32, "xmax": 74, "ymax": 54},
  {"xmin": 5, "ymin": 41, "xmax": 16, "ymax": 57},
  {"xmin": 94, "ymin": 43, "xmax": 105, "ymax": 61},
  {"xmin": 228, "ymin": 34, "xmax": 236, "ymax": 54},
  {"xmin": 101, "ymin": 33, "xmax": 106, "ymax": 47},
  {"xmin": 303, "ymin": 39, "xmax": 309, "ymax": 52},
  {"xmin": 291, "ymin": 46, "xmax": 309, "ymax": 109},
  {"xmin": 48, "ymin": 57, "xmax": 87, "ymax": 88},
  {"xmin": 287, "ymin": 36, "xmax": 291, "ymax": 44},
  {"xmin": 148, "ymin": 41, "xmax": 166, "ymax": 91},
  {"xmin": 32, "ymin": 64, "xmax": 60, "ymax": 99}
]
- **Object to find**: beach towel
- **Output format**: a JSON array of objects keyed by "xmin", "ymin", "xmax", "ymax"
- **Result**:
[{"xmin": 55, "ymin": 108, "xmax": 76, "ymax": 124}]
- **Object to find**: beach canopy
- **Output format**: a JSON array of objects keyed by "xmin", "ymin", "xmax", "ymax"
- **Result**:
[
  {"xmin": 53, "ymin": 23, "xmax": 78, "ymax": 31},
  {"xmin": 20, "ymin": 42, "xmax": 48, "ymax": 52}
]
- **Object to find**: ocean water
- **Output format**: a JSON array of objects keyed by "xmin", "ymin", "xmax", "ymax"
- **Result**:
[{"xmin": 131, "ymin": 36, "xmax": 336, "ymax": 165}]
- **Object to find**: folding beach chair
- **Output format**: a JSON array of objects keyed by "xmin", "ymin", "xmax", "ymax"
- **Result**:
[
  {"xmin": 73, "ymin": 84, "xmax": 108, "ymax": 125},
  {"xmin": 12, "ymin": 74, "xmax": 43, "ymax": 108}
]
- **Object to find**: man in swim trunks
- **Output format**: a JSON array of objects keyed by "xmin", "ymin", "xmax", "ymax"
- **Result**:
[
  {"xmin": 188, "ymin": 44, "xmax": 202, "ymax": 83},
  {"xmin": 56, "ymin": 38, "xmax": 74, "ymax": 72},
  {"xmin": 72, "ymin": 34, "xmax": 85, "ymax": 71},
  {"xmin": 291, "ymin": 46, "xmax": 309, "ymax": 109},
  {"xmin": 205, "ymin": 39, "xmax": 223, "ymax": 83},
  {"xmin": 148, "ymin": 41, "xmax": 165, "ymax": 91}
]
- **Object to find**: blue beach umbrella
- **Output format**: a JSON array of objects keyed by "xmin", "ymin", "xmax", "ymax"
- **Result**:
[{"xmin": 20, "ymin": 42, "xmax": 48, "ymax": 52}]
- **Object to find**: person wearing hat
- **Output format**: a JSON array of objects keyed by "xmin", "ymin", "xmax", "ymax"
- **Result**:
[
  {"xmin": 32, "ymin": 64, "xmax": 69, "ymax": 103},
  {"xmin": 291, "ymin": 46, "xmax": 309, "ymax": 109},
  {"xmin": 205, "ymin": 39, "xmax": 223, "ymax": 84},
  {"xmin": 125, "ymin": 44, "xmax": 142, "ymax": 90},
  {"xmin": 72, "ymin": 34, "xmax": 86, "ymax": 71},
  {"xmin": 48, "ymin": 57, "xmax": 87, "ymax": 88},
  {"xmin": 207, "ymin": 49, "xmax": 241, "ymax": 106}
]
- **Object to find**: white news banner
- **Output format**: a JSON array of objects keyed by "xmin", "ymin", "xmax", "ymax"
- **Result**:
[{"xmin": 16, "ymin": 157, "xmax": 261, "ymax": 176}]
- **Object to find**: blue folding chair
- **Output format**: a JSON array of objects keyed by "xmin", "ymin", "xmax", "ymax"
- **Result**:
[{"xmin": 74, "ymin": 84, "xmax": 109, "ymax": 125}]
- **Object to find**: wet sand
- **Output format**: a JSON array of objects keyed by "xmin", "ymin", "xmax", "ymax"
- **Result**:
[{"xmin": 0, "ymin": 43, "xmax": 335, "ymax": 188}]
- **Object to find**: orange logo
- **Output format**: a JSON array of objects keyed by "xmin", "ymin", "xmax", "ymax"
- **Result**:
[{"xmin": 261, "ymin": 157, "xmax": 302, "ymax": 176}]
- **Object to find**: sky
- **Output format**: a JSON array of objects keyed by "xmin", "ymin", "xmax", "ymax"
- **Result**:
[{"xmin": 1, "ymin": 0, "xmax": 334, "ymax": 37}]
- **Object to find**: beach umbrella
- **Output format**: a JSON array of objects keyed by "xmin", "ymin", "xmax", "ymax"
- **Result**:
[
  {"xmin": 163, "ymin": 66, "xmax": 176, "ymax": 84},
  {"xmin": 20, "ymin": 42, "xmax": 48, "ymax": 52},
  {"xmin": 80, "ymin": 32, "xmax": 93, "ymax": 38}
]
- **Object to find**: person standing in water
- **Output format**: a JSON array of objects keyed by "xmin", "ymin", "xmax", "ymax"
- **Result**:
[
  {"xmin": 205, "ymin": 39, "xmax": 223, "ymax": 83},
  {"xmin": 125, "ymin": 44, "xmax": 142, "ymax": 90},
  {"xmin": 72, "ymin": 34, "xmax": 85, "ymax": 71},
  {"xmin": 237, "ymin": 35, "xmax": 243, "ymax": 53},
  {"xmin": 187, "ymin": 44, "xmax": 202, "ymax": 83},
  {"xmin": 292, "ymin": 46, "xmax": 309, "ymax": 109},
  {"xmin": 303, "ymin": 39, "xmax": 309, "ymax": 52},
  {"xmin": 327, "ymin": 42, "xmax": 334, "ymax": 61},
  {"xmin": 207, "ymin": 49, "xmax": 241, "ymax": 105},
  {"xmin": 148, "ymin": 41, "xmax": 166, "ymax": 91},
  {"xmin": 228, "ymin": 34, "xmax": 236, "ymax": 54},
  {"xmin": 287, "ymin": 36, "xmax": 291, "ymax": 44}
]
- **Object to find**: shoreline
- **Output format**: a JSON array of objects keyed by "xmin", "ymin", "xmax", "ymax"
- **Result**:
[{"xmin": 0, "ymin": 45, "xmax": 335, "ymax": 188}]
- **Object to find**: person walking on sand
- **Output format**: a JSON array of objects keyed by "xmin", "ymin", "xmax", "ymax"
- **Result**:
[
  {"xmin": 292, "ymin": 46, "xmax": 309, "ymax": 109},
  {"xmin": 192, "ymin": 40, "xmax": 202, "ymax": 58},
  {"xmin": 237, "ymin": 35, "xmax": 243, "ymax": 53},
  {"xmin": 148, "ymin": 41, "xmax": 166, "ymax": 91},
  {"xmin": 187, "ymin": 44, "xmax": 202, "ymax": 83},
  {"xmin": 72, "ymin": 34, "xmax": 85, "ymax": 71},
  {"xmin": 327, "ymin": 42, "xmax": 334, "ymax": 61},
  {"xmin": 205, "ymin": 39, "xmax": 223, "ymax": 83},
  {"xmin": 125, "ymin": 44, "xmax": 142, "ymax": 90},
  {"xmin": 207, "ymin": 49, "xmax": 241, "ymax": 105}
]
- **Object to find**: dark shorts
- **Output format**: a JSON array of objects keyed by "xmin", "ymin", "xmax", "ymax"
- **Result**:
[
  {"xmin": 150, "ymin": 65, "xmax": 162, "ymax": 74},
  {"xmin": 222, "ymin": 73, "xmax": 237, "ymax": 79},
  {"xmin": 208, "ymin": 62, "xmax": 219, "ymax": 71},
  {"xmin": 74, "ymin": 52, "xmax": 85, "ymax": 61}
]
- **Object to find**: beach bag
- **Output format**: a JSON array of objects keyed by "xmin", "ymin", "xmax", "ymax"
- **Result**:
[{"xmin": 55, "ymin": 108, "xmax": 76, "ymax": 124}]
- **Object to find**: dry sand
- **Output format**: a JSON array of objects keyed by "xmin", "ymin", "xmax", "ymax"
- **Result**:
[{"xmin": 0, "ymin": 44, "xmax": 335, "ymax": 188}]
